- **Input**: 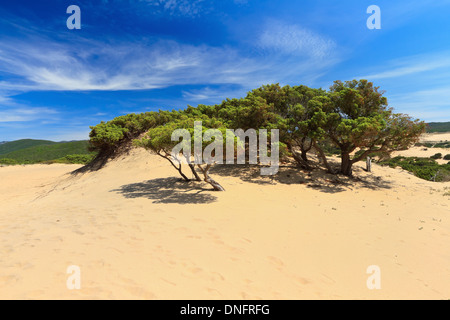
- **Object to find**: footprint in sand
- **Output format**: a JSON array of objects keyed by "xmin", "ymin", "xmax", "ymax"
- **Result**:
[
  {"xmin": 160, "ymin": 277, "xmax": 177, "ymax": 286},
  {"xmin": 186, "ymin": 235, "xmax": 202, "ymax": 239},
  {"xmin": 268, "ymin": 256, "xmax": 285, "ymax": 268},
  {"xmin": 295, "ymin": 276, "xmax": 311, "ymax": 285},
  {"xmin": 189, "ymin": 267, "xmax": 203, "ymax": 274},
  {"xmin": 211, "ymin": 272, "xmax": 225, "ymax": 282}
]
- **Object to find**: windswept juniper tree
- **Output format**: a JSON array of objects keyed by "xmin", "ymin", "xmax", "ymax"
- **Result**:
[
  {"xmin": 326, "ymin": 80, "xmax": 426, "ymax": 176},
  {"xmin": 89, "ymin": 79, "xmax": 426, "ymax": 183},
  {"xmin": 134, "ymin": 116, "xmax": 231, "ymax": 191},
  {"xmin": 249, "ymin": 84, "xmax": 334, "ymax": 172}
]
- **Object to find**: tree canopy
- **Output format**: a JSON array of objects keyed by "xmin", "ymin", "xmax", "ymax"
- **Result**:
[{"xmin": 88, "ymin": 79, "xmax": 426, "ymax": 190}]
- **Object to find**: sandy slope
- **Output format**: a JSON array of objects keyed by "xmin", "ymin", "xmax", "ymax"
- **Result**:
[
  {"xmin": 393, "ymin": 147, "xmax": 450, "ymax": 165},
  {"xmin": 420, "ymin": 132, "xmax": 450, "ymax": 142},
  {"xmin": 393, "ymin": 132, "xmax": 450, "ymax": 164},
  {"xmin": 0, "ymin": 149, "xmax": 449, "ymax": 300}
]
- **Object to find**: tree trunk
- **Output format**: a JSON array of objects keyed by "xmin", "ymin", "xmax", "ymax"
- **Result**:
[
  {"xmin": 189, "ymin": 163, "xmax": 202, "ymax": 181},
  {"xmin": 175, "ymin": 164, "xmax": 190, "ymax": 181},
  {"xmin": 313, "ymin": 141, "xmax": 334, "ymax": 173},
  {"xmin": 301, "ymin": 149, "xmax": 308, "ymax": 162},
  {"xmin": 288, "ymin": 143, "xmax": 311, "ymax": 170},
  {"xmin": 158, "ymin": 151, "xmax": 190, "ymax": 181},
  {"xmin": 341, "ymin": 153, "xmax": 353, "ymax": 176},
  {"xmin": 197, "ymin": 164, "xmax": 225, "ymax": 191},
  {"xmin": 299, "ymin": 137, "xmax": 312, "ymax": 162}
]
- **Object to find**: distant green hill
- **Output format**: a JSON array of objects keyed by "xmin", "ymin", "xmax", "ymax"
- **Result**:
[
  {"xmin": 1, "ymin": 140, "xmax": 93, "ymax": 163},
  {"xmin": 0, "ymin": 139, "xmax": 56, "ymax": 156},
  {"xmin": 427, "ymin": 122, "xmax": 450, "ymax": 133}
]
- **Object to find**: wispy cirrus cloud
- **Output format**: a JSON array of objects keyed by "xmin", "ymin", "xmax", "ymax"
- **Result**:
[
  {"xmin": 182, "ymin": 86, "xmax": 246, "ymax": 102},
  {"xmin": 258, "ymin": 20, "xmax": 337, "ymax": 60},
  {"xmin": 0, "ymin": 14, "xmax": 341, "ymax": 133},
  {"xmin": 0, "ymin": 88, "xmax": 58, "ymax": 123},
  {"xmin": 389, "ymin": 86, "xmax": 450, "ymax": 120},
  {"xmin": 0, "ymin": 23, "xmax": 339, "ymax": 94},
  {"xmin": 142, "ymin": 0, "xmax": 208, "ymax": 16},
  {"xmin": 353, "ymin": 52, "xmax": 450, "ymax": 121},
  {"xmin": 0, "ymin": 92, "xmax": 58, "ymax": 123},
  {"xmin": 0, "ymin": 37, "xmax": 244, "ymax": 91},
  {"xmin": 358, "ymin": 52, "xmax": 450, "ymax": 80},
  {"xmin": 0, "ymin": 107, "xmax": 57, "ymax": 122}
]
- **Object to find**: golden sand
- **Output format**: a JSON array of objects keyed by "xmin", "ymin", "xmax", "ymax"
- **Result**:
[{"xmin": 0, "ymin": 135, "xmax": 449, "ymax": 299}]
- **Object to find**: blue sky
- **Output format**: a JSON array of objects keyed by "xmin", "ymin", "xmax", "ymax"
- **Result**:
[{"xmin": 1, "ymin": 0, "xmax": 450, "ymax": 141}]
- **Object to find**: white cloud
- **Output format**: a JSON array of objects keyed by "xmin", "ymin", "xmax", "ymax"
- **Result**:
[
  {"xmin": 388, "ymin": 87, "xmax": 450, "ymax": 121},
  {"xmin": 182, "ymin": 87, "xmax": 218, "ymax": 101},
  {"xmin": 0, "ymin": 18, "xmax": 340, "ymax": 131},
  {"xmin": 0, "ymin": 90, "xmax": 58, "ymax": 123},
  {"xmin": 140, "ymin": 0, "xmax": 208, "ymax": 16},
  {"xmin": 358, "ymin": 53, "xmax": 450, "ymax": 80},
  {"xmin": 258, "ymin": 20, "xmax": 337, "ymax": 60},
  {"xmin": 351, "ymin": 51, "xmax": 450, "ymax": 121},
  {"xmin": 182, "ymin": 86, "xmax": 245, "ymax": 102},
  {"xmin": 0, "ymin": 31, "xmax": 339, "ymax": 94},
  {"xmin": 0, "ymin": 107, "xmax": 57, "ymax": 122},
  {"xmin": 390, "ymin": 87, "xmax": 450, "ymax": 109}
]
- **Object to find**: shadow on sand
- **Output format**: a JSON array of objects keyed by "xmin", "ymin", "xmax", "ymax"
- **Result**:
[
  {"xmin": 209, "ymin": 163, "xmax": 393, "ymax": 194},
  {"xmin": 111, "ymin": 177, "xmax": 217, "ymax": 204}
]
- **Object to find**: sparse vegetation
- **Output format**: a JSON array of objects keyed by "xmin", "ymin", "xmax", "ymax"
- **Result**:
[
  {"xmin": 415, "ymin": 142, "xmax": 450, "ymax": 148},
  {"xmin": 431, "ymin": 153, "xmax": 443, "ymax": 159},
  {"xmin": 379, "ymin": 156, "xmax": 450, "ymax": 182},
  {"xmin": 434, "ymin": 142, "xmax": 450, "ymax": 148},
  {"xmin": 0, "ymin": 158, "xmax": 19, "ymax": 165}
]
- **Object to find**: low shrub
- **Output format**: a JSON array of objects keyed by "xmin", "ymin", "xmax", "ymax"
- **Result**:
[
  {"xmin": 430, "ymin": 153, "xmax": 442, "ymax": 159},
  {"xmin": 379, "ymin": 156, "xmax": 450, "ymax": 182},
  {"xmin": 0, "ymin": 158, "xmax": 19, "ymax": 165}
]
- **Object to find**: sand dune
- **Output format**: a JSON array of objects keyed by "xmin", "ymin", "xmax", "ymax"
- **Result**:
[
  {"xmin": 393, "ymin": 132, "xmax": 450, "ymax": 164},
  {"xmin": 420, "ymin": 132, "xmax": 450, "ymax": 143},
  {"xmin": 393, "ymin": 147, "xmax": 450, "ymax": 164},
  {"xmin": 0, "ymin": 148, "xmax": 449, "ymax": 300}
]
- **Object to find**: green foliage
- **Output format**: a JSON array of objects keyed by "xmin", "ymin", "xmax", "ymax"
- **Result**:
[
  {"xmin": 0, "ymin": 153, "xmax": 94, "ymax": 165},
  {"xmin": 416, "ymin": 142, "xmax": 433, "ymax": 148},
  {"xmin": 136, "ymin": 115, "xmax": 232, "ymax": 159},
  {"xmin": 443, "ymin": 154, "xmax": 450, "ymax": 160},
  {"xmin": 430, "ymin": 153, "xmax": 442, "ymax": 159},
  {"xmin": 427, "ymin": 122, "xmax": 450, "ymax": 133},
  {"xmin": 433, "ymin": 142, "xmax": 450, "ymax": 148},
  {"xmin": 317, "ymin": 140, "xmax": 341, "ymax": 156},
  {"xmin": 379, "ymin": 156, "xmax": 450, "ymax": 182},
  {"xmin": 325, "ymin": 80, "xmax": 425, "ymax": 174},
  {"xmin": 88, "ymin": 111, "xmax": 180, "ymax": 152},
  {"xmin": 2, "ymin": 140, "xmax": 93, "ymax": 163},
  {"xmin": 0, "ymin": 139, "xmax": 57, "ymax": 156},
  {"xmin": 0, "ymin": 158, "xmax": 19, "ymax": 165},
  {"xmin": 89, "ymin": 122, "xmax": 129, "ymax": 151},
  {"xmin": 39, "ymin": 154, "xmax": 95, "ymax": 165},
  {"xmin": 59, "ymin": 154, "xmax": 96, "ymax": 164},
  {"xmin": 91, "ymin": 79, "xmax": 426, "ymax": 178},
  {"xmin": 416, "ymin": 141, "xmax": 450, "ymax": 148},
  {"xmin": 354, "ymin": 147, "xmax": 381, "ymax": 160}
]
